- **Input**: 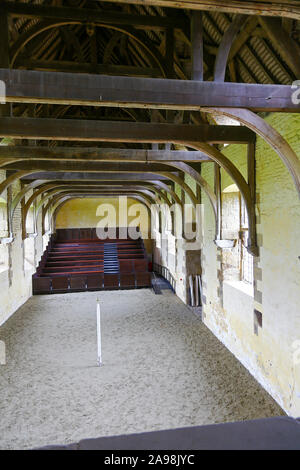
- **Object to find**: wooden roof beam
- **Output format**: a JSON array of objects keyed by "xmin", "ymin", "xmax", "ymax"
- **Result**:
[
  {"xmin": 3, "ymin": 2, "xmax": 188, "ymax": 31},
  {"xmin": 0, "ymin": 117, "xmax": 255, "ymax": 144},
  {"xmin": 214, "ymin": 15, "xmax": 248, "ymax": 82},
  {"xmin": 15, "ymin": 59, "xmax": 162, "ymax": 78},
  {"xmin": 0, "ymin": 69, "xmax": 298, "ymax": 112},
  {"xmin": 94, "ymin": 1, "xmax": 300, "ymax": 21},
  {"xmin": 21, "ymin": 173, "xmax": 171, "ymax": 181},
  {"xmin": 0, "ymin": 146, "xmax": 212, "ymax": 162},
  {"xmin": 2, "ymin": 161, "xmax": 186, "ymax": 172}
]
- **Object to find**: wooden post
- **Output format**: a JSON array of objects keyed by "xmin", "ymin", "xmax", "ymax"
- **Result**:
[
  {"xmin": 191, "ymin": 11, "xmax": 203, "ymax": 81},
  {"xmin": 0, "ymin": 7, "xmax": 10, "ymax": 117},
  {"xmin": 165, "ymin": 27, "xmax": 175, "ymax": 79},
  {"xmin": 96, "ymin": 298, "xmax": 103, "ymax": 367},
  {"xmin": 214, "ymin": 163, "xmax": 222, "ymax": 241},
  {"xmin": 0, "ymin": 8, "xmax": 9, "ymax": 69},
  {"xmin": 247, "ymin": 141, "xmax": 257, "ymax": 253},
  {"xmin": 247, "ymin": 141, "xmax": 256, "ymax": 203},
  {"xmin": 214, "ymin": 15, "xmax": 247, "ymax": 82}
]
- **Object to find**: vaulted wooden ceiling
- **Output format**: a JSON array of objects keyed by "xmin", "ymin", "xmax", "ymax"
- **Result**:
[{"xmin": 5, "ymin": 0, "xmax": 300, "ymax": 139}]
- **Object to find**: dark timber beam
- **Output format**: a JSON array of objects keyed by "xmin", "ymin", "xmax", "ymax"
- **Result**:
[
  {"xmin": 2, "ymin": 161, "xmax": 177, "ymax": 172},
  {"xmin": 3, "ymin": 2, "xmax": 188, "ymax": 31},
  {"xmin": 0, "ymin": 7, "xmax": 10, "ymax": 119},
  {"xmin": 29, "ymin": 182, "xmax": 178, "ymax": 204},
  {"xmin": 15, "ymin": 59, "xmax": 162, "ymax": 78},
  {"xmin": 165, "ymin": 27, "xmax": 175, "ymax": 79},
  {"xmin": 191, "ymin": 11, "xmax": 203, "ymax": 81},
  {"xmin": 0, "ymin": 118, "xmax": 255, "ymax": 144},
  {"xmin": 0, "ymin": 146, "xmax": 212, "ymax": 162},
  {"xmin": 21, "ymin": 173, "xmax": 171, "ymax": 181},
  {"xmin": 0, "ymin": 69, "xmax": 299, "ymax": 112},
  {"xmin": 228, "ymin": 17, "xmax": 258, "ymax": 63},
  {"xmin": 21, "ymin": 181, "xmax": 173, "ymax": 190},
  {"xmin": 0, "ymin": 8, "xmax": 9, "ymax": 69},
  {"xmin": 94, "ymin": 1, "xmax": 300, "ymax": 21},
  {"xmin": 214, "ymin": 15, "xmax": 248, "ymax": 82},
  {"xmin": 214, "ymin": 164, "xmax": 222, "ymax": 241}
]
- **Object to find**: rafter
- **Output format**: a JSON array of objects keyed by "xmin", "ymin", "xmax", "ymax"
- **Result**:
[
  {"xmin": 191, "ymin": 11, "xmax": 203, "ymax": 81},
  {"xmin": 259, "ymin": 16, "xmax": 300, "ymax": 78},
  {"xmin": 214, "ymin": 15, "xmax": 248, "ymax": 82}
]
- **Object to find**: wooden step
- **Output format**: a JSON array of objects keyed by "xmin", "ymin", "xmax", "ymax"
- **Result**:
[{"xmin": 33, "ymin": 229, "xmax": 150, "ymax": 294}]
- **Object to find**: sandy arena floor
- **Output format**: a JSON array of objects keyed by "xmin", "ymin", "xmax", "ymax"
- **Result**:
[{"xmin": 0, "ymin": 289, "xmax": 283, "ymax": 449}]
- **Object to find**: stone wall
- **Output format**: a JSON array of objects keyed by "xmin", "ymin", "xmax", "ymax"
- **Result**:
[
  {"xmin": 0, "ymin": 113, "xmax": 299, "ymax": 417},
  {"xmin": 0, "ymin": 171, "xmax": 43, "ymax": 326},
  {"xmin": 200, "ymin": 113, "xmax": 300, "ymax": 416},
  {"xmin": 152, "ymin": 113, "xmax": 300, "ymax": 415}
]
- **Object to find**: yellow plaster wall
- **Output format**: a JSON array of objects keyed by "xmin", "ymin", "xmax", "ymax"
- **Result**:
[{"xmin": 55, "ymin": 197, "xmax": 153, "ymax": 254}]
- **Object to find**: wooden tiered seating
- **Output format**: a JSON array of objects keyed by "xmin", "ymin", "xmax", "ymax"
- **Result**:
[{"xmin": 32, "ymin": 228, "xmax": 152, "ymax": 295}]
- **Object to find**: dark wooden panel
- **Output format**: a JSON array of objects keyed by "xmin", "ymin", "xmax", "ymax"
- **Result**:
[
  {"xmin": 70, "ymin": 276, "xmax": 87, "ymax": 291},
  {"xmin": 134, "ymin": 259, "xmax": 148, "ymax": 272},
  {"xmin": 32, "ymin": 276, "xmax": 51, "ymax": 294},
  {"xmin": 91, "ymin": 228, "xmax": 97, "ymax": 240},
  {"xmin": 119, "ymin": 260, "xmax": 134, "ymax": 273},
  {"xmin": 52, "ymin": 276, "xmax": 69, "ymax": 292},
  {"xmin": 120, "ymin": 273, "xmax": 136, "ymax": 289},
  {"xmin": 136, "ymin": 272, "xmax": 152, "ymax": 287},
  {"xmin": 33, "ymin": 228, "xmax": 152, "ymax": 294},
  {"xmin": 87, "ymin": 274, "xmax": 104, "ymax": 290},
  {"xmin": 72, "ymin": 229, "xmax": 80, "ymax": 240},
  {"xmin": 80, "ymin": 228, "xmax": 91, "ymax": 239},
  {"xmin": 104, "ymin": 274, "xmax": 119, "ymax": 289}
]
